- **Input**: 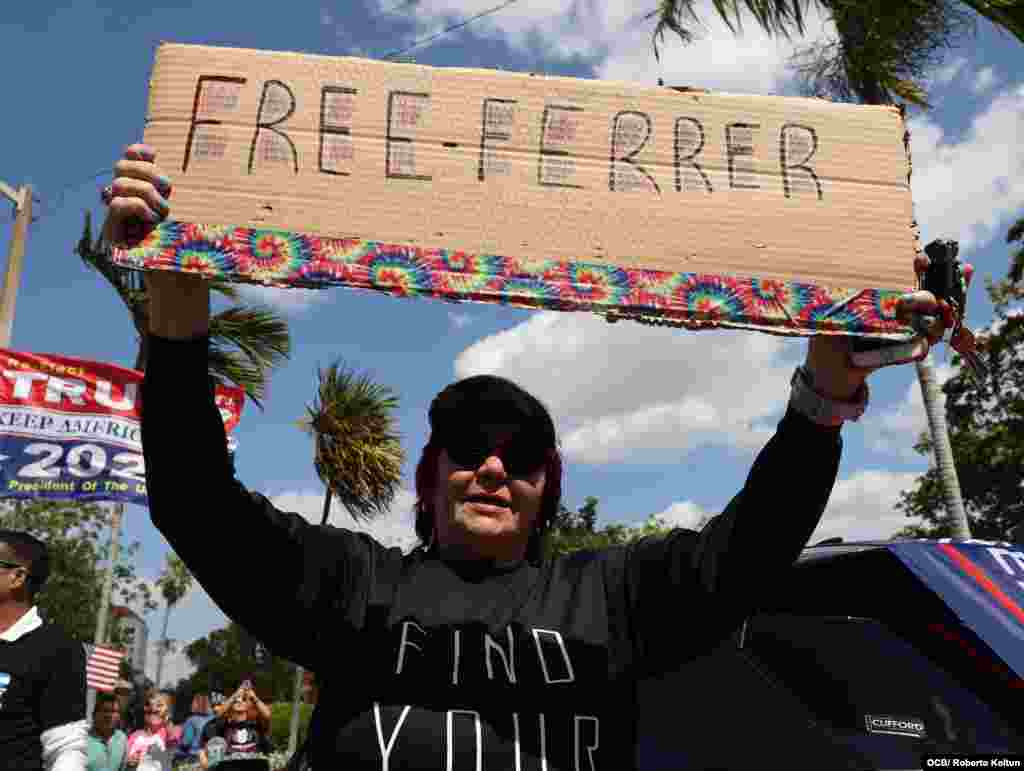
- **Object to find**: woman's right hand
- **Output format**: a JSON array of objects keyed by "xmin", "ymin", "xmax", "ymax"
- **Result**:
[
  {"xmin": 103, "ymin": 143, "xmax": 172, "ymax": 245},
  {"xmin": 106, "ymin": 141, "xmax": 211, "ymax": 338}
]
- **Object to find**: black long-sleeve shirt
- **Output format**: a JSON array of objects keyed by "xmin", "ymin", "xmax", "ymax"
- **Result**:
[{"xmin": 141, "ymin": 333, "xmax": 842, "ymax": 770}]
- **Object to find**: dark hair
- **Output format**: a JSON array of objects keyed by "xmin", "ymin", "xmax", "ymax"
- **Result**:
[
  {"xmin": 0, "ymin": 530, "xmax": 49, "ymax": 597},
  {"xmin": 413, "ymin": 376, "xmax": 563, "ymax": 564},
  {"xmin": 95, "ymin": 692, "xmax": 119, "ymax": 709}
]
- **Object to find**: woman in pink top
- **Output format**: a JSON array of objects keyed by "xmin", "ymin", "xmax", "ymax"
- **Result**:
[
  {"xmin": 155, "ymin": 692, "xmax": 183, "ymax": 753},
  {"xmin": 125, "ymin": 696, "xmax": 171, "ymax": 769}
]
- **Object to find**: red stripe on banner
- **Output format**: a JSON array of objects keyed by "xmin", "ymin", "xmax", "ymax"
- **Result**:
[{"xmin": 938, "ymin": 544, "xmax": 1024, "ymax": 627}]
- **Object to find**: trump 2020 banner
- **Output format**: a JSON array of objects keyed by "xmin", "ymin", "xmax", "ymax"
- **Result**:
[{"xmin": 0, "ymin": 348, "xmax": 243, "ymax": 505}]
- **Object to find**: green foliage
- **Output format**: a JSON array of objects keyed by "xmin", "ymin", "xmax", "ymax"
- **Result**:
[
  {"xmin": 895, "ymin": 218, "xmax": 1024, "ymax": 542},
  {"xmin": 0, "ymin": 500, "xmax": 156, "ymax": 644},
  {"xmin": 157, "ymin": 553, "xmax": 193, "ymax": 608},
  {"xmin": 75, "ymin": 211, "xmax": 291, "ymax": 405},
  {"xmin": 269, "ymin": 701, "xmax": 314, "ymax": 752},
  {"xmin": 297, "ymin": 360, "xmax": 405, "ymax": 522},
  {"xmin": 649, "ymin": 0, "xmax": 811, "ymax": 58},
  {"xmin": 184, "ymin": 622, "xmax": 298, "ymax": 703},
  {"xmin": 649, "ymin": 1, "xmax": 1024, "ymax": 108},
  {"xmin": 789, "ymin": 0, "xmax": 974, "ymax": 106},
  {"xmin": 543, "ymin": 498, "xmax": 685, "ymax": 560}
]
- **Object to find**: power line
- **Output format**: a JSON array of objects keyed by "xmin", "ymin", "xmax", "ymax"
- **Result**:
[
  {"xmin": 380, "ymin": 0, "xmax": 520, "ymax": 60},
  {"xmin": 29, "ymin": 168, "xmax": 111, "ymax": 223}
]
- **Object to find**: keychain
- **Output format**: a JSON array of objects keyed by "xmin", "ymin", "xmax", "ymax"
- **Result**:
[
  {"xmin": 921, "ymin": 239, "xmax": 988, "ymax": 379},
  {"xmin": 849, "ymin": 239, "xmax": 987, "ymax": 378}
]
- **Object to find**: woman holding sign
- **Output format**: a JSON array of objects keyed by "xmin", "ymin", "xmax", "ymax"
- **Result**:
[{"xmin": 105, "ymin": 143, "xmax": 952, "ymax": 770}]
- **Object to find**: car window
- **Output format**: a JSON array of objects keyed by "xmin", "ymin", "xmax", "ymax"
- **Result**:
[{"xmin": 744, "ymin": 613, "xmax": 1023, "ymax": 761}]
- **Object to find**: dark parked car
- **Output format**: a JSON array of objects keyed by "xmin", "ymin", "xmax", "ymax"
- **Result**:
[{"xmin": 638, "ymin": 538, "xmax": 1024, "ymax": 770}]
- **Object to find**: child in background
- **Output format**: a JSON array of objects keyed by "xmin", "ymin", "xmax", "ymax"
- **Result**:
[
  {"xmin": 199, "ymin": 683, "xmax": 271, "ymax": 771},
  {"xmin": 124, "ymin": 696, "xmax": 171, "ymax": 770}
]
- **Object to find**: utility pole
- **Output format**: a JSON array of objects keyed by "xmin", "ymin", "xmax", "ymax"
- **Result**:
[
  {"xmin": 0, "ymin": 180, "xmax": 33, "ymax": 348},
  {"xmin": 288, "ymin": 664, "xmax": 304, "ymax": 755},
  {"xmin": 86, "ymin": 502, "xmax": 125, "ymax": 722}
]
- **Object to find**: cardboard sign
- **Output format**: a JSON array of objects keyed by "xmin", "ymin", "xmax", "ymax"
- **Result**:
[{"xmin": 112, "ymin": 43, "xmax": 922, "ymax": 338}]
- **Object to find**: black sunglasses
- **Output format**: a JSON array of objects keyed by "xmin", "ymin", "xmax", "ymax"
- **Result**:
[{"xmin": 444, "ymin": 434, "xmax": 549, "ymax": 477}]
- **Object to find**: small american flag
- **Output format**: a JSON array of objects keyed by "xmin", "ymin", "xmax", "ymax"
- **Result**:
[{"xmin": 85, "ymin": 645, "xmax": 124, "ymax": 693}]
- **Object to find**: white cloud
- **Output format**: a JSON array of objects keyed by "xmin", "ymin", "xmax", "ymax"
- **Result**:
[
  {"xmin": 653, "ymin": 500, "xmax": 714, "ymax": 530},
  {"xmin": 235, "ymin": 285, "xmax": 333, "ymax": 317},
  {"xmin": 598, "ymin": 5, "xmax": 834, "ymax": 95},
  {"xmin": 909, "ymin": 83, "xmax": 1024, "ymax": 253},
  {"xmin": 269, "ymin": 488, "xmax": 420, "ymax": 551},
  {"xmin": 454, "ymin": 311, "xmax": 801, "ymax": 464},
  {"xmin": 448, "ymin": 310, "xmax": 473, "ymax": 329},
  {"xmin": 863, "ymin": 354, "xmax": 957, "ymax": 462},
  {"xmin": 386, "ymin": 0, "xmax": 834, "ymax": 94},
  {"xmin": 972, "ymin": 66, "xmax": 999, "ymax": 94},
  {"xmin": 808, "ymin": 469, "xmax": 923, "ymax": 543},
  {"xmin": 649, "ymin": 470, "xmax": 924, "ymax": 542},
  {"xmin": 933, "ymin": 56, "xmax": 967, "ymax": 85}
]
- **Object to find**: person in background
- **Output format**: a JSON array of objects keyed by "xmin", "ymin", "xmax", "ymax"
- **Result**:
[
  {"xmin": 86, "ymin": 693, "xmax": 127, "ymax": 771},
  {"xmin": 0, "ymin": 530, "xmax": 88, "ymax": 771},
  {"xmin": 198, "ymin": 684, "xmax": 271, "ymax": 771},
  {"xmin": 113, "ymin": 686, "xmax": 133, "ymax": 737},
  {"xmin": 174, "ymin": 693, "xmax": 214, "ymax": 765},
  {"xmin": 153, "ymin": 693, "xmax": 181, "ymax": 756},
  {"xmin": 124, "ymin": 696, "xmax": 170, "ymax": 769},
  {"xmin": 301, "ymin": 672, "xmax": 318, "ymax": 707},
  {"xmin": 197, "ymin": 693, "xmax": 227, "ymax": 757}
]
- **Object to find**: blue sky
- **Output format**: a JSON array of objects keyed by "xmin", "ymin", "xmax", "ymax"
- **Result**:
[{"xmin": 2, "ymin": 0, "xmax": 1022, "ymax": 686}]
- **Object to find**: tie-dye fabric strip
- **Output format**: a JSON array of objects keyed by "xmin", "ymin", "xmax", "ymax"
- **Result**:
[{"xmin": 109, "ymin": 222, "xmax": 915, "ymax": 339}]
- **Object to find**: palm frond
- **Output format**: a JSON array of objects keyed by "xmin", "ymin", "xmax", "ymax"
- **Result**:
[
  {"xmin": 791, "ymin": 0, "xmax": 974, "ymax": 107},
  {"xmin": 299, "ymin": 360, "xmax": 405, "ymax": 522},
  {"xmin": 1008, "ymin": 218, "xmax": 1024, "ymax": 245},
  {"xmin": 651, "ymin": 0, "xmax": 812, "ymax": 59},
  {"xmin": 209, "ymin": 305, "xmax": 292, "ymax": 373},
  {"xmin": 1010, "ymin": 246, "xmax": 1024, "ymax": 284},
  {"xmin": 74, "ymin": 211, "xmax": 148, "ymax": 320},
  {"xmin": 206, "ymin": 346, "xmax": 269, "ymax": 408},
  {"xmin": 208, "ymin": 305, "xmax": 292, "ymax": 407},
  {"xmin": 210, "ymin": 280, "xmax": 242, "ymax": 302},
  {"xmin": 885, "ymin": 76, "xmax": 932, "ymax": 108},
  {"xmin": 960, "ymin": 0, "xmax": 1024, "ymax": 43}
]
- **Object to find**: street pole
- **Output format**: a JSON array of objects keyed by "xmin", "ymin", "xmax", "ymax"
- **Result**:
[
  {"xmin": 87, "ymin": 502, "xmax": 124, "ymax": 722},
  {"xmin": 288, "ymin": 664, "xmax": 304, "ymax": 756},
  {"xmin": 0, "ymin": 181, "xmax": 32, "ymax": 348}
]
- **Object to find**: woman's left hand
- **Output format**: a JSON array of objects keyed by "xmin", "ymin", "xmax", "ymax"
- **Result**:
[{"xmin": 804, "ymin": 255, "xmax": 958, "ymax": 400}]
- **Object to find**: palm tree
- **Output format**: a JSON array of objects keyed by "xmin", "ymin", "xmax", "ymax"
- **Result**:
[
  {"xmin": 651, "ymin": 1, "xmax": 1024, "ymax": 107},
  {"xmin": 648, "ymin": 0, "xmax": 1017, "ymax": 539},
  {"xmin": 74, "ymin": 211, "xmax": 291, "ymax": 407},
  {"xmin": 297, "ymin": 360, "xmax": 405, "ymax": 525},
  {"xmin": 1008, "ymin": 215, "xmax": 1024, "ymax": 285},
  {"xmin": 287, "ymin": 361, "xmax": 404, "ymax": 755},
  {"xmin": 153, "ymin": 553, "xmax": 193, "ymax": 689}
]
